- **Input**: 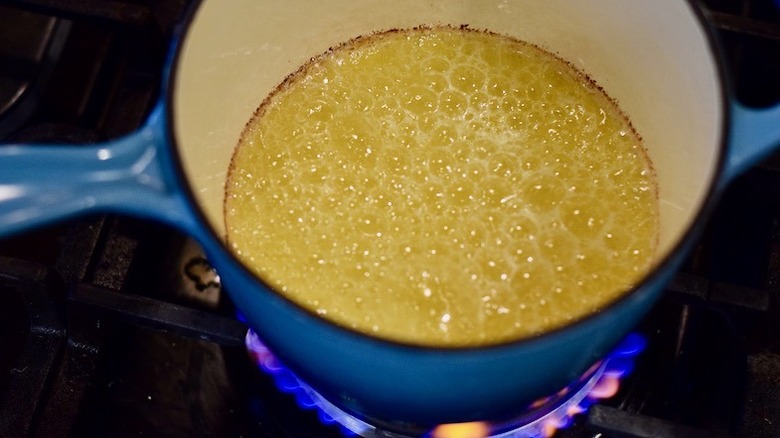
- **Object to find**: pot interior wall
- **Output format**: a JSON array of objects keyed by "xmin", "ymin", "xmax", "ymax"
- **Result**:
[{"xmin": 173, "ymin": 0, "xmax": 722, "ymax": 268}]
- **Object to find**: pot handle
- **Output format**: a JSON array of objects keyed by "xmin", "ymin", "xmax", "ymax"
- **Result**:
[
  {"xmin": 724, "ymin": 101, "xmax": 780, "ymax": 184},
  {"xmin": 0, "ymin": 104, "xmax": 194, "ymax": 237}
]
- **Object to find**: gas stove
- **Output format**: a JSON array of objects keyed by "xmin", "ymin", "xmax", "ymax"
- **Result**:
[{"xmin": 1, "ymin": 1, "xmax": 779, "ymax": 437}]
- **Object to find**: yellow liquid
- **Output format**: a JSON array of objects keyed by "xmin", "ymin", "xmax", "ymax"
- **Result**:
[{"xmin": 225, "ymin": 27, "xmax": 659, "ymax": 347}]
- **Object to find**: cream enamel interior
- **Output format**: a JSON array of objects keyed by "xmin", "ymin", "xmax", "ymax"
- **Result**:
[{"xmin": 173, "ymin": 0, "xmax": 722, "ymax": 273}]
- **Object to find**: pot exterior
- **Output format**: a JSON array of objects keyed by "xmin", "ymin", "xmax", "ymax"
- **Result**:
[{"xmin": 169, "ymin": 0, "xmax": 729, "ymax": 425}]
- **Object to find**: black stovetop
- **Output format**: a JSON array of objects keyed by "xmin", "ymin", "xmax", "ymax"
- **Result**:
[{"xmin": 1, "ymin": 1, "xmax": 779, "ymax": 437}]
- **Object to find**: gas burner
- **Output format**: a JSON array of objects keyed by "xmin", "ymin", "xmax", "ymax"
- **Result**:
[{"xmin": 245, "ymin": 330, "xmax": 646, "ymax": 438}]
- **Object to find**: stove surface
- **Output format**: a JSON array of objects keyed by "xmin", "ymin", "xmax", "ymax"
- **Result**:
[{"xmin": 1, "ymin": 1, "xmax": 780, "ymax": 437}]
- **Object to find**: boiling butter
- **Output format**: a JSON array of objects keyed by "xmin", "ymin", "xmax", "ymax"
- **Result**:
[{"xmin": 225, "ymin": 27, "xmax": 659, "ymax": 347}]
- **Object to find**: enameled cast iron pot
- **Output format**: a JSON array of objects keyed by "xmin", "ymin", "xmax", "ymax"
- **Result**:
[{"xmin": 2, "ymin": 0, "xmax": 780, "ymax": 427}]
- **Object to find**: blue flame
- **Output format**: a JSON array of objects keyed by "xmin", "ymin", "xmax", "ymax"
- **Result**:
[{"xmin": 245, "ymin": 330, "xmax": 646, "ymax": 437}]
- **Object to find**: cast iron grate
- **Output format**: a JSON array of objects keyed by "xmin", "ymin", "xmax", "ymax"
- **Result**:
[{"xmin": 1, "ymin": 1, "xmax": 779, "ymax": 437}]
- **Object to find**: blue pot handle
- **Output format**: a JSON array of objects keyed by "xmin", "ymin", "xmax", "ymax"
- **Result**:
[
  {"xmin": 0, "ymin": 103, "xmax": 194, "ymax": 237},
  {"xmin": 724, "ymin": 101, "xmax": 780, "ymax": 184}
]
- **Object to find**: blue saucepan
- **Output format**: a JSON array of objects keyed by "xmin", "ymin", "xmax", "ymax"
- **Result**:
[{"xmin": 2, "ymin": 0, "xmax": 780, "ymax": 427}]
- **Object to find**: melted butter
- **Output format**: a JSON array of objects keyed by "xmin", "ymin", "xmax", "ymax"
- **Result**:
[{"xmin": 225, "ymin": 27, "xmax": 659, "ymax": 347}]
